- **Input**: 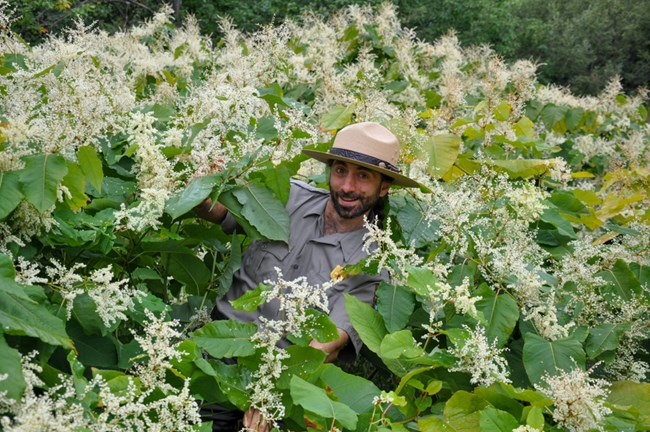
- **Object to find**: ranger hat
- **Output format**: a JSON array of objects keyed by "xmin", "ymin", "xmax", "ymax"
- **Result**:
[{"xmin": 303, "ymin": 122, "xmax": 420, "ymax": 187}]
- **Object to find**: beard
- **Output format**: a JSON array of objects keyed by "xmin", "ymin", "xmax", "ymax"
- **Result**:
[{"xmin": 329, "ymin": 185, "xmax": 383, "ymax": 219}]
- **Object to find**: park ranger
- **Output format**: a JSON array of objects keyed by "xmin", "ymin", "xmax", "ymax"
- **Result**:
[{"xmin": 195, "ymin": 121, "xmax": 420, "ymax": 431}]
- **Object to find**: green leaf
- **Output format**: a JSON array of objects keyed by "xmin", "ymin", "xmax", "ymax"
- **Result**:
[
  {"xmin": 320, "ymin": 103, "xmax": 356, "ymax": 131},
  {"xmin": 391, "ymin": 195, "xmax": 438, "ymax": 248},
  {"xmin": 319, "ymin": 364, "xmax": 381, "ymax": 414},
  {"xmin": 0, "ymin": 171, "xmax": 23, "ymax": 219},
  {"xmin": 289, "ymin": 375, "xmax": 358, "ymax": 430},
  {"xmin": 250, "ymin": 166, "xmax": 291, "ymax": 205},
  {"xmin": 19, "ymin": 153, "xmax": 68, "ymax": 212},
  {"xmin": 230, "ymin": 284, "xmax": 267, "ymax": 312},
  {"xmin": 192, "ymin": 320, "xmax": 257, "ymax": 358},
  {"xmin": 0, "ymin": 335, "xmax": 26, "ymax": 402},
  {"xmin": 376, "ymin": 282, "xmax": 415, "ymax": 332},
  {"xmin": 523, "ymin": 333, "xmax": 585, "ymax": 384},
  {"xmin": 67, "ymin": 320, "xmax": 119, "ymax": 368},
  {"xmin": 165, "ymin": 174, "xmax": 219, "ymax": 220},
  {"xmin": 222, "ymin": 183, "xmax": 290, "ymax": 243},
  {"xmin": 444, "ymin": 391, "xmax": 488, "ymax": 431},
  {"xmin": 475, "ymin": 285, "xmax": 519, "ymax": 346},
  {"xmin": 304, "ymin": 309, "xmax": 339, "ymax": 343},
  {"xmin": 479, "ymin": 407, "xmax": 520, "ymax": 432},
  {"xmin": 345, "ymin": 293, "xmax": 387, "ymax": 354},
  {"xmin": 540, "ymin": 104, "xmax": 568, "ymax": 130},
  {"xmin": 62, "ymin": 161, "xmax": 88, "ymax": 210},
  {"xmin": 488, "ymin": 159, "xmax": 550, "ymax": 179},
  {"xmin": 0, "ymin": 254, "xmax": 16, "ymax": 279},
  {"xmin": 167, "ymin": 253, "xmax": 211, "ymax": 294},
  {"xmin": 596, "ymin": 259, "xmax": 642, "ymax": 302},
  {"xmin": 276, "ymin": 345, "xmax": 326, "ymax": 389},
  {"xmin": 0, "ymin": 278, "xmax": 72, "ymax": 347},
  {"xmin": 422, "ymin": 133, "xmax": 461, "ymax": 178},
  {"xmin": 540, "ymin": 208, "xmax": 577, "ymax": 239},
  {"xmin": 586, "ymin": 323, "xmax": 631, "ymax": 358},
  {"xmin": 526, "ymin": 406, "xmax": 545, "ymax": 429},
  {"xmin": 406, "ymin": 266, "xmax": 438, "ymax": 297},
  {"xmin": 77, "ymin": 145, "xmax": 104, "ymax": 193},
  {"xmin": 380, "ymin": 330, "xmax": 425, "ymax": 359},
  {"xmin": 608, "ymin": 381, "xmax": 650, "ymax": 427}
]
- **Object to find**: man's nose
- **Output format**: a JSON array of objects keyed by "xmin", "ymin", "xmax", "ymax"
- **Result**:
[{"xmin": 339, "ymin": 173, "xmax": 357, "ymax": 192}]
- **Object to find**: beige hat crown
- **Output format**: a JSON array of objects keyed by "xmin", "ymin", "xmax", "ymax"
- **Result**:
[{"xmin": 303, "ymin": 122, "xmax": 420, "ymax": 187}]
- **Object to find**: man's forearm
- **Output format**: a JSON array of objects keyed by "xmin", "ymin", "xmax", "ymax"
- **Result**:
[
  {"xmin": 194, "ymin": 197, "xmax": 228, "ymax": 224},
  {"xmin": 310, "ymin": 328, "xmax": 350, "ymax": 363}
]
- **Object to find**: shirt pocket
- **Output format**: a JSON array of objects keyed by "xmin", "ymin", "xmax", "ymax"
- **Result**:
[{"xmin": 244, "ymin": 240, "xmax": 290, "ymax": 281}]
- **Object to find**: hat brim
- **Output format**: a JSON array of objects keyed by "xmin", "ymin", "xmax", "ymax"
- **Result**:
[{"xmin": 302, "ymin": 149, "xmax": 422, "ymax": 188}]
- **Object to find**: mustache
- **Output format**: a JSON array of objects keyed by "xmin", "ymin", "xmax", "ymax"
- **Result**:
[{"xmin": 336, "ymin": 192, "xmax": 362, "ymax": 200}]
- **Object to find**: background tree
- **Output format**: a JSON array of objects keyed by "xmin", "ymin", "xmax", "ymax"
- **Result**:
[{"xmin": 6, "ymin": 0, "xmax": 650, "ymax": 95}]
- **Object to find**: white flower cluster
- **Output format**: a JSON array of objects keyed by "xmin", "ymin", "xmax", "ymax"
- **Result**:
[
  {"xmin": 0, "ymin": 340, "xmax": 200, "ymax": 431},
  {"xmin": 89, "ymin": 265, "xmax": 143, "ymax": 328},
  {"xmin": 130, "ymin": 310, "xmax": 185, "ymax": 392},
  {"xmin": 535, "ymin": 366, "xmax": 611, "ymax": 432},
  {"xmin": 449, "ymin": 325, "xmax": 511, "ymax": 387},
  {"xmin": 362, "ymin": 216, "xmax": 427, "ymax": 285},
  {"xmin": 246, "ymin": 267, "xmax": 339, "ymax": 428}
]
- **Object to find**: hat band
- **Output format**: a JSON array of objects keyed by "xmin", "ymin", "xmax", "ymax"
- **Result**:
[{"xmin": 329, "ymin": 148, "xmax": 402, "ymax": 173}]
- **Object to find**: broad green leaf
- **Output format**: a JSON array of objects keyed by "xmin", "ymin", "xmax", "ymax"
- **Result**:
[
  {"xmin": 540, "ymin": 104, "xmax": 568, "ymax": 130},
  {"xmin": 422, "ymin": 133, "xmax": 461, "ymax": 178},
  {"xmin": 320, "ymin": 103, "xmax": 356, "ymax": 131},
  {"xmin": 304, "ymin": 309, "xmax": 339, "ymax": 343},
  {"xmin": 608, "ymin": 381, "xmax": 650, "ymax": 427},
  {"xmin": 523, "ymin": 333, "xmax": 585, "ymax": 384},
  {"xmin": 211, "ymin": 360, "xmax": 252, "ymax": 409},
  {"xmin": 489, "ymin": 159, "xmax": 549, "ymax": 179},
  {"xmin": 227, "ymin": 183, "xmax": 289, "ymax": 243},
  {"xmin": 444, "ymin": 391, "xmax": 488, "ymax": 432},
  {"xmin": 475, "ymin": 285, "xmax": 519, "ymax": 346},
  {"xmin": 540, "ymin": 208, "xmax": 577, "ymax": 239},
  {"xmin": 230, "ymin": 284, "xmax": 267, "ymax": 312},
  {"xmin": 19, "ymin": 153, "xmax": 68, "ymax": 212},
  {"xmin": 0, "ymin": 278, "xmax": 72, "ymax": 347},
  {"xmin": 376, "ymin": 282, "xmax": 415, "ymax": 332},
  {"xmin": 391, "ymin": 195, "xmax": 438, "ymax": 248},
  {"xmin": 250, "ymin": 166, "xmax": 291, "ymax": 205},
  {"xmin": 77, "ymin": 145, "xmax": 103, "ymax": 193},
  {"xmin": 67, "ymin": 320, "xmax": 119, "ymax": 368},
  {"xmin": 406, "ymin": 266, "xmax": 438, "ymax": 297},
  {"xmin": 0, "ymin": 254, "xmax": 15, "ymax": 279},
  {"xmin": 493, "ymin": 101, "xmax": 511, "ymax": 121},
  {"xmin": 0, "ymin": 335, "xmax": 25, "ymax": 401},
  {"xmin": 345, "ymin": 293, "xmax": 387, "ymax": 354},
  {"xmin": 419, "ymin": 417, "xmax": 453, "ymax": 432},
  {"xmin": 276, "ymin": 345, "xmax": 326, "ymax": 389},
  {"xmin": 165, "ymin": 174, "xmax": 219, "ymax": 220},
  {"xmin": 192, "ymin": 320, "xmax": 257, "ymax": 358},
  {"xmin": 380, "ymin": 330, "xmax": 425, "ymax": 359},
  {"xmin": 167, "ymin": 253, "xmax": 211, "ymax": 294},
  {"xmin": 62, "ymin": 161, "xmax": 88, "ymax": 210},
  {"xmin": 289, "ymin": 375, "xmax": 358, "ymax": 430},
  {"xmin": 0, "ymin": 171, "xmax": 23, "ymax": 219},
  {"xmin": 479, "ymin": 407, "xmax": 520, "ymax": 432},
  {"xmin": 526, "ymin": 406, "xmax": 545, "ymax": 429},
  {"xmin": 514, "ymin": 116, "xmax": 535, "ymax": 139},
  {"xmin": 596, "ymin": 259, "xmax": 642, "ymax": 302},
  {"xmin": 319, "ymin": 364, "xmax": 381, "ymax": 414},
  {"xmin": 586, "ymin": 323, "xmax": 631, "ymax": 358}
]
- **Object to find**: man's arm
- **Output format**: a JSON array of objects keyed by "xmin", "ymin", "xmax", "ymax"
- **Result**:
[
  {"xmin": 194, "ymin": 198, "xmax": 228, "ymax": 224},
  {"xmin": 310, "ymin": 328, "xmax": 350, "ymax": 363}
]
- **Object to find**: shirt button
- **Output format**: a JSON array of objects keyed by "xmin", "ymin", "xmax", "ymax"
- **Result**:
[{"xmin": 292, "ymin": 264, "xmax": 299, "ymax": 269}]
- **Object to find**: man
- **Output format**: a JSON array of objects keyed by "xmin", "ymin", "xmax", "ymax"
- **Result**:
[{"xmin": 195, "ymin": 121, "xmax": 420, "ymax": 430}]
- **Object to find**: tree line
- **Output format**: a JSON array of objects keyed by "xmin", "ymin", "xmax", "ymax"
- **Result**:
[{"xmin": 7, "ymin": 0, "xmax": 650, "ymax": 96}]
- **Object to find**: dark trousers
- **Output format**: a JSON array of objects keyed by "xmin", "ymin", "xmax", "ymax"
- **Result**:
[{"xmin": 200, "ymin": 403, "xmax": 243, "ymax": 432}]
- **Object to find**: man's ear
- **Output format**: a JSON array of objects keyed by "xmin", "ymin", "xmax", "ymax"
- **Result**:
[{"xmin": 379, "ymin": 180, "xmax": 391, "ymax": 197}]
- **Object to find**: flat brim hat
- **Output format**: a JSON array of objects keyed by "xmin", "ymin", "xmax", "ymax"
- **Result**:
[{"xmin": 303, "ymin": 122, "xmax": 421, "ymax": 188}]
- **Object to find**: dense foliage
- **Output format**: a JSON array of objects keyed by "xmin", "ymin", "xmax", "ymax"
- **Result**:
[
  {"xmin": 6, "ymin": 0, "xmax": 650, "ymax": 95},
  {"xmin": 0, "ymin": 2, "xmax": 649, "ymax": 431}
]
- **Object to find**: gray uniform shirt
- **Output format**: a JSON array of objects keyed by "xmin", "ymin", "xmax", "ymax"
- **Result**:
[{"xmin": 215, "ymin": 180, "xmax": 387, "ymax": 360}]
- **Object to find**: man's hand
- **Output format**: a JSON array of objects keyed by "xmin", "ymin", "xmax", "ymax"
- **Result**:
[
  {"xmin": 310, "ymin": 327, "xmax": 350, "ymax": 363},
  {"xmin": 194, "ymin": 197, "xmax": 228, "ymax": 224},
  {"xmin": 243, "ymin": 407, "xmax": 270, "ymax": 432}
]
